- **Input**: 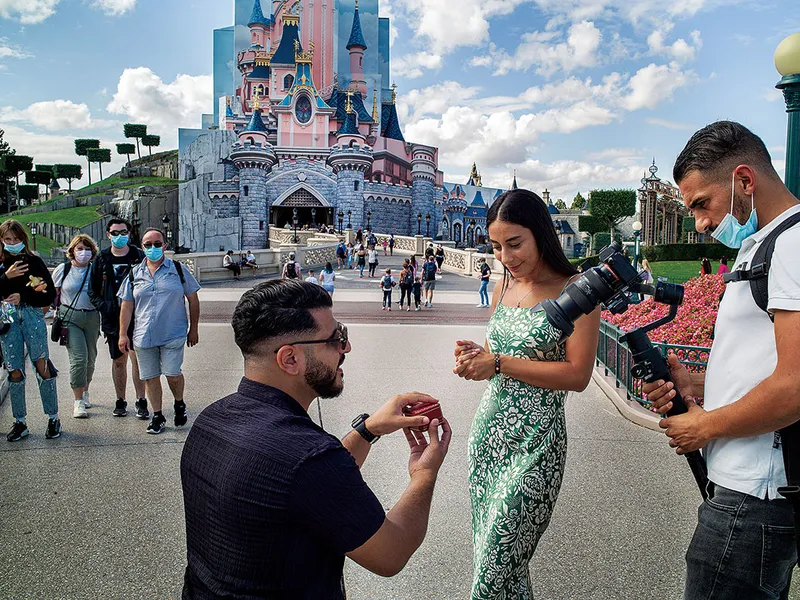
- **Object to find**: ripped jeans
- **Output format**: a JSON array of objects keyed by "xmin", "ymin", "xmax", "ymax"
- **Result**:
[{"xmin": 0, "ymin": 305, "xmax": 59, "ymax": 420}]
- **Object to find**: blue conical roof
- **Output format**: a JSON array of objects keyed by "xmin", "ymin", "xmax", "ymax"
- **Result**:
[
  {"xmin": 337, "ymin": 110, "xmax": 360, "ymax": 136},
  {"xmin": 225, "ymin": 104, "xmax": 234, "ymax": 117},
  {"xmin": 244, "ymin": 109, "xmax": 268, "ymax": 132},
  {"xmin": 346, "ymin": 5, "xmax": 367, "ymax": 50},
  {"xmin": 471, "ymin": 190, "xmax": 486, "ymax": 206},
  {"xmin": 272, "ymin": 21, "xmax": 300, "ymax": 64},
  {"xmin": 248, "ymin": 0, "xmax": 270, "ymax": 26}
]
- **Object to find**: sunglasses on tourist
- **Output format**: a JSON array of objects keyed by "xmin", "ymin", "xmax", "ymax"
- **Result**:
[
  {"xmin": 143, "ymin": 242, "xmax": 165, "ymax": 249},
  {"xmin": 275, "ymin": 322, "xmax": 348, "ymax": 353},
  {"xmin": 109, "ymin": 230, "xmax": 129, "ymax": 236}
]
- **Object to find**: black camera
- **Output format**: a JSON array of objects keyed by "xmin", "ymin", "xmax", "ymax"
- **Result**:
[{"xmin": 535, "ymin": 242, "xmax": 708, "ymax": 498}]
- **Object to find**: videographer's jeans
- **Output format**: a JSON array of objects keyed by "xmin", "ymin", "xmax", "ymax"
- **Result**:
[
  {"xmin": 479, "ymin": 279, "xmax": 489, "ymax": 305},
  {"xmin": 684, "ymin": 483, "xmax": 796, "ymax": 600}
]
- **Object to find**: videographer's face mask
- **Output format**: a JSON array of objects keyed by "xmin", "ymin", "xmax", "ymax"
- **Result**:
[{"xmin": 711, "ymin": 172, "xmax": 757, "ymax": 249}]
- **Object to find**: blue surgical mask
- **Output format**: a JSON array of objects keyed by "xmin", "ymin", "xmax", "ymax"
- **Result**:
[
  {"xmin": 4, "ymin": 242, "xmax": 25, "ymax": 255},
  {"xmin": 111, "ymin": 235, "xmax": 129, "ymax": 248},
  {"xmin": 144, "ymin": 246, "xmax": 164, "ymax": 261},
  {"xmin": 711, "ymin": 173, "xmax": 757, "ymax": 249}
]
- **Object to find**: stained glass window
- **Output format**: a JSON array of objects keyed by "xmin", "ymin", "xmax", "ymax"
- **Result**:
[{"xmin": 295, "ymin": 95, "xmax": 312, "ymax": 124}]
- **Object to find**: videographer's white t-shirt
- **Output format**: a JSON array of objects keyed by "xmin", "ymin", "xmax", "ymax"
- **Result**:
[{"xmin": 704, "ymin": 204, "xmax": 800, "ymax": 499}]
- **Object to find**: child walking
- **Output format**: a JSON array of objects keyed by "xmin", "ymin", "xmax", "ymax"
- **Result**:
[
  {"xmin": 379, "ymin": 268, "xmax": 396, "ymax": 311},
  {"xmin": 412, "ymin": 277, "xmax": 422, "ymax": 312}
]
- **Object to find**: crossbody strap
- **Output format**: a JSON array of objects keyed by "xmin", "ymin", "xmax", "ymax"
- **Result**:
[{"xmin": 61, "ymin": 264, "xmax": 92, "ymax": 322}]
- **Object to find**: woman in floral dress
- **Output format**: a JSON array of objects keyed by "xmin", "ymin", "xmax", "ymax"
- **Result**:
[{"xmin": 454, "ymin": 189, "xmax": 600, "ymax": 599}]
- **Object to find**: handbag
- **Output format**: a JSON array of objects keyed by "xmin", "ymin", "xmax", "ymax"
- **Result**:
[{"xmin": 51, "ymin": 264, "xmax": 91, "ymax": 345}]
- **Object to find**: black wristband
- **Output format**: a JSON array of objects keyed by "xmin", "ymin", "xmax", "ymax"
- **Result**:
[{"xmin": 494, "ymin": 353, "xmax": 501, "ymax": 375}]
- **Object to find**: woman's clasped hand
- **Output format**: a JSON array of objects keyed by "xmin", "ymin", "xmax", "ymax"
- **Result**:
[{"xmin": 453, "ymin": 339, "xmax": 493, "ymax": 380}]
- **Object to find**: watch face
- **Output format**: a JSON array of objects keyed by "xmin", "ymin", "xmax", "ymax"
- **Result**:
[
  {"xmin": 295, "ymin": 95, "xmax": 312, "ymax": 124},
  {"xmin": 351, "ymin": 414, "xmax": 366, "ymax": 428}
]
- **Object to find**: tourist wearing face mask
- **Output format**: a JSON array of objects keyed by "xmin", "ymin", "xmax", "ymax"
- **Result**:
[
  {"xmin": 88, "ymin": 218, "xmax": 148, "ymax": 419},
  {"xmin": 0, "ymin": 220, "xmax": 60, "ymax": 442},
  {"xmin": 643, "ymin": 122, "xmax": 800, "ymax": 599},
  {"xmin": 117, "ymin": 228, "xmax": 201, "ymax": 435},
  {"xmin": 53, "ymin": 235, "xmax": 100, "ymax": 419}
]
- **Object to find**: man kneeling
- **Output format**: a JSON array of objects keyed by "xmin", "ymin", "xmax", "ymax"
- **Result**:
[{"xmin": 180, "ymin": 280, "xmax": 451, "ymax": 599}]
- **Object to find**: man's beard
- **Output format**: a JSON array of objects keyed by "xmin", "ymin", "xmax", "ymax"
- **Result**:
[{"xmin": 305, "ymin": 352, "xmax": 344, "ymax": 399}]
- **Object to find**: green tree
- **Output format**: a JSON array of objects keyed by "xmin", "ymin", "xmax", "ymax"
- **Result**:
[
  {"xmin": 554, "ymin": 198, "xmax": 567, "ymax": 210},
  {"xmin": 17, "ymin": 184, "xmax": 38, "ymax": 205},
  {"xmin": 124, "ymin": 124, "xmax": 148, "ymax": 160},
  {"xmin": 578, "ymin": 214, "xmax": 605, "ymax": 255},
  {"xmin": 141, "ymin": 134, "xmax": 161, "ymax": 157},
  {"xmin": 0, "ymin": 154, "xmax": 33, "ymax": 207},
  {"xmin": 116, "ymin": 143, "xmax": 136, "ymax": 167},
  {"xmin": 54, "ymin": 164, "xmax": 83, "ymax": 192},
  {"xmin": 75, "ymin": 139, "xmax": 100, "ymax": 186},
  {"xmin": 87, "ymin": 148, "xmax": 112, "ymax": 181},
  {"xmin": 587, "ymin": 189, "xmax": 637, "ymax": 240},
  {"xmin": 570, "ymin": 192, "xmax": 586, "ymax": 210},
  {"xmin": 0, "ymin": 128, "xmax": 16, "ymax": 212},
  {"xmin": 25, "ymin": 170, "xmax": 52, "ymax": 203}
]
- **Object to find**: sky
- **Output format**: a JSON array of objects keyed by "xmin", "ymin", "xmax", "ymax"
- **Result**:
[{"xmin": 0, "ymin": 0, "xmax": 797, "ymax": 200}]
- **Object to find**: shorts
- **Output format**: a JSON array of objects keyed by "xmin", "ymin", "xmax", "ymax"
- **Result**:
[
  {"xmin": 423, "ymin": 280, "xmax": 436, "ymax": 291},
  {"xmin": 106, "ymin": 321, "xmax": 135, "ymax": 360},
  {"xmin": 135, "ymin": 337, "xmax": 186, "ymax": 380}
]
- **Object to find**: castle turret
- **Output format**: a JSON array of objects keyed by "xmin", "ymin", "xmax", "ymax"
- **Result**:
[
  {"xmin": 411, "ymin": 144, "xmax": 436, "ymax": 234},
  {"xmin": 346, "ymin": 0, "xmax": 368, "ymax": 99},
  {"xmin": 248, "ymin": 0, "xmax": 271, "ymax": 48},
  {"xmin": 328, "ymin": 92, "xmax": 373, "ymax": 230},
  {"xmin": 231, "ymin": 97, "xmax": 278, "ymax": 248}
]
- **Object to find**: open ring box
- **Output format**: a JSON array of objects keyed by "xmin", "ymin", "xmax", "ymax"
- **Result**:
[{"xmin": 402, "ymin": 401, "xmax": 444, "ymax": 432}]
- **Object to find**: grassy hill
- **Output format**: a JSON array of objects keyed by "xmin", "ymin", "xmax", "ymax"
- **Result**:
[{"xmin": 0, "ymin": 206, "xmax": 106, "ymax": 257}]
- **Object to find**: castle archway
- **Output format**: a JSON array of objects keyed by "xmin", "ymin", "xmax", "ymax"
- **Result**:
[{"xmin": 271, "ymin": 184, "xmax": 332, "ymax": 228}]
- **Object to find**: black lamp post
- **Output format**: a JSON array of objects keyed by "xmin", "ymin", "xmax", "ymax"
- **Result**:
[
  {"xmin": 311, "ymin": 208, "xmax": 317, "ymax": 229},
  {"xmin": 30, "ymin": 224, "xmax": 37, "ymax": 252},
  {"xmin": 366, "ymin": 211, "xmax": 372, "ymax": 231},
  {"xmin": 347, "ymin": 210, "xmax": 352, "ymax": 229},
  {"xmin": 425, "ymin": 213, "xmax": 431, "ymax": 237},
  {"xmin": 469, "ymin": 218, "xmax": 476, "ymax": 247},
  {"xmin": 292, "ymin": 207, "xmax": 299, "ymax": 243},
  {"xmin": 417, "ymin": 212, "xmax": 422, "ymax": 235},
  {"xmin": 162, "ymin": 214, "xmax": 171, "ymax": 246},
  {"xmin": 338, "ymin": 210, "xmax": 344, "ymax": 235}
]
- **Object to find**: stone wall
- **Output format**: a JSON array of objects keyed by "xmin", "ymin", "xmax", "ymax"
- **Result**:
[{"xmin": 239, "ymin": 167, "xmax": 269, "ymax": 248}]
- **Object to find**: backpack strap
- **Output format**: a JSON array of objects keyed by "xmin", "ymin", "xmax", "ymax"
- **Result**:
[
  {"xmin": 63, "ymin": 260, "xmax": 72, "ymax": 281},
  {"xmin": 174, "ymin": 260, "xmax": 185, "ymax": 285}
]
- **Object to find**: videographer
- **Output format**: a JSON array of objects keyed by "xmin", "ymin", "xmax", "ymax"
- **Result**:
[
  {"xmin": 180, "ymin": 280, "xmax": 451, "ymax": 599},
  {"xmin": 643, "ymin": 121, "xmax": 800, "ymax": 599}
]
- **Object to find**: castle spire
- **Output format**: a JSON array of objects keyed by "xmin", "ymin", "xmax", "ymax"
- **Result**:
[
  {"xmin": 248, "ymin": 0, "xmax": 270, "ymax": 27},
  {"xmin": 371, "ymin": 88, "xmax": 379, "ymax": 122},
  {"xmin": 346, "ymin": 0, "xmax": 367, "ymax": 50},
  {"xmin": 391, "ymin": 83, "xmax": 397, "ymax": 104},
  {"xmin": 511, "ymin": 170, "xmax": 518, "ymax": 190}
]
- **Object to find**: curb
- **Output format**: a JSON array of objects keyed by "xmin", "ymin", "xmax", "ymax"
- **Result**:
[{"xmin": 591, "ymin": 368, "xmax": 662, "ymax": 432}]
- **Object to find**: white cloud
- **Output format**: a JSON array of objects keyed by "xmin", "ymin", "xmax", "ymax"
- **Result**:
[
  {"xmin": 106, "ymin": 67, "xmax": 212, "ymax": 143},
  {"xmin": 0, "ymin": 0, "xmax": 59, "ymax": 23},
  {"xmin": 763, "ymin": 88, "xmax": 783, "ymax": 102},
  {"xmin": 645, "ymin": 117, "xmax": 694, "ymax": 130},
  {"xmin": 474, "ymin": 20, "xmax": 602, "ymax": 77},
  {"xmin": 622, "ymin": 62, "xmax": 696, "ymax": 111},
  {"xmin": 392, "ymin": 51, "xmax": 443, "ymax": 79},
  {"xmin": 0, "ymin": 38, "xmax": 31, "ymax": 70},
  {"xmin": 91, "ymin": 0, "xmax": 135, "ymax": 15},
  {"xmin": 647, "ymin": 29, "xmax": 702, "ymax": 63},
  {"xmin": 511, "ymin": 158, "xmax": 642, "ymax": 199},
  {"xmin": 0, "ymin": 99, "xmax": 118, "ymax": 130}
]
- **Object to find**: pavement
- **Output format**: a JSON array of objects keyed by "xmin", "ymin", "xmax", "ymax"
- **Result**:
[{"xmin": 0, "ymin": 258, "xmax": 789, "ymax": 600}]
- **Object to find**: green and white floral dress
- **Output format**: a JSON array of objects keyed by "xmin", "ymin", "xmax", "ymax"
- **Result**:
[{"xmin": 468, "ymin": 302, "xmax": 568, "ymax": 599}]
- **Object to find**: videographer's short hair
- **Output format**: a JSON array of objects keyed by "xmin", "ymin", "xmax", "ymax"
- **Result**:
[
  {"xmin": 674, "ymin": 121, "xmax": 778, "ymax": 184},
  {"xmin": 232, "ymin": 280, "xmax": 333, "ymax": 357},
  {"xmin": 107, "ymin": 218, "xmax": 132, "ymax": 232}
]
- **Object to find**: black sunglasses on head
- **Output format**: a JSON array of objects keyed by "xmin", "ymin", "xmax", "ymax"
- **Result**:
[
  {"xmin": 275, "ymin": 322, "xmax": 348, "ymax": 353},
  {"xmin": 143, "ymin": 242, "xmax": 164, "ymax": 249}
]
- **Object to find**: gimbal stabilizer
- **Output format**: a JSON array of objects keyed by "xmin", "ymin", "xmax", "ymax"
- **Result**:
[{"xmin": 535, "ymin": 243, "xmax": 709, "ymax": 499}]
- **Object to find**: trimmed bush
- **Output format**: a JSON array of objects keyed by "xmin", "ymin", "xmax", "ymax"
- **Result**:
[
  {"xmin": 593, "ymin": 232, "xmax": 622, "ymax": 250},
  {"xmin": 641, "ymin": 243, "xmax": 728, "ymax": 262}
]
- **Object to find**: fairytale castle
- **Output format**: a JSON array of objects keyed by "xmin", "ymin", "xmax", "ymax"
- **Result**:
[{"xmin": 178, "ymin": 0, "xmax": 503, "ymax": 251}]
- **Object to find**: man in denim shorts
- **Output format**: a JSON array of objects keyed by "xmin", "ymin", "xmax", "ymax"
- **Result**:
[{"xmin": 118, "ymin": 229, "xmax": 201, "ymax": 434}]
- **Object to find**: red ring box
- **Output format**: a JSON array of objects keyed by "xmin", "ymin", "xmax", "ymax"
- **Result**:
[{"xmin": 402, "ymin": 402, "xmax": 444, "ymax": 432}]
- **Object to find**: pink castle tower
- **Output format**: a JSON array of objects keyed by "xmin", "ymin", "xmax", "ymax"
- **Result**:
[{"xmin": 346, "ymin": 0, "xmax": 368, "ymax": 99}]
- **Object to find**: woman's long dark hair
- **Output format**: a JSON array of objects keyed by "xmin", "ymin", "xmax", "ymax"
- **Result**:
[{"xmin": 487, "ymin": 189, "xmax": 578, "ymax": 294}]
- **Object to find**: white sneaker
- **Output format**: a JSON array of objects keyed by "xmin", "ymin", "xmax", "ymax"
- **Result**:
[
  {"xmin": 73, "ymin": 400, "xmax": 88, "ymax": 419},
  {"xmin": 476, "ymin": 304, "xmax": 485, "ymax": 308},
  {"xmin": 82, "ymin": 390, "xmax": 92, "ymax": 408}
]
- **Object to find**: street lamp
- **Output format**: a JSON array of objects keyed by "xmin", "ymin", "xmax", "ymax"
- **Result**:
[
  {"xmin": 162, "ymin": 214, "xmax": 171, "ymax": 246},
  {"xmin": 30, "ymin": 224, "xmax": 37, "ymax": 252},
  {"xmin": 366, "ymin": 210, "xmax": 372, "ymax": 231},
  {"xmin": 469, "ymin": 218, "xmax": 476, "ymax": 246},
  {"xmin": 632, "ymin": 220, "xmax": 643, "ymax": 303},
  {"xmin": 292, "ymin": 207, "xmax": 299, "ymax": 244},
  {"xmin": 417, "ymin": 212, "xmax": 422, "ymax": 235},
  {"xmin": 338, "ymin": 210, "xmax": 344, "ymax": 235},
  {"xmin": 425, "ymin": 213, "xmax": 431, "ymax": 237},
  {"xmin": 347, "ymin": 210, "xmax": 352, "ymax": 229},
  {"xmin": 775, "ymin": 32, "xmax": 800, "ymax": 198},
  {"xmin": 311, "ymin": 208, "xmax": 317, "ymax": 229}
]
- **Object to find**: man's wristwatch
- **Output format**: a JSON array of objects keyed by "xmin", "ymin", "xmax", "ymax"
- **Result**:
[{"xmin": 351, "ymin": 413, "xmax": 380, "ymax": 444}]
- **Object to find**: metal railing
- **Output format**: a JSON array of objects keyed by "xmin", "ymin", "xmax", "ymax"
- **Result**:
[{"xmin": 596, "ymin": 320, "xmax": 710, "ymax": 409}]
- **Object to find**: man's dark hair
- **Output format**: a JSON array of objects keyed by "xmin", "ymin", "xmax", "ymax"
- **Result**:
[
  {"xmin": 673, "ymin": 121, "xmax": 778, "ymax": 184},
  {"xmin": 107, "ymin": 218, "xmax": 132, "ymax": 232},
  {"xmin": 142, "ymin": 227, "xmax": 165, "ymax": 241},
  {"xmin": 232, "ymin": 280, "xmax": 333, "ymax": 357}
]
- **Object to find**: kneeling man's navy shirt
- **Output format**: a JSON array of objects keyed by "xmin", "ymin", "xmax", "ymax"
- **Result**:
[{"xmin": 181, "ymin": 378, "xmax": 386, "ymax": 599}]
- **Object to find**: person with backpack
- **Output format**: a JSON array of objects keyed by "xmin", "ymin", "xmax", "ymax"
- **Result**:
[
  {"xmin": 477, "ymin": 257, "xmax": 491, "ymax": 308},
  {"xmin": 1, "ymin": 220, "xmax": 60, "ymax": 442},
  {"xmin": 643, "ymin": 121, "xmax": 800, "ymax": 600},
  {"xmin": 336, "ymin": 241, "xmax": 347, "ymax": 270},
  {"xmin": 53, "ymin": 235, "xmax": 101, "ymax": 419},
  {"xmin": 88, "ymin": 218, "xmax": 148, "ymax": 419},
  {"xmin": 281, "ymin": 253, "xmax": 302, "ymax": 280},
  {"xmin": 421, "ymin": 255, "xmax": 438, "ymax": 308},
  {"xmin": 399, "ymin": 264, "xmax": 414, "ymax": 311},
  {"xmin": 319, "ymin": 262, "xmax": 336, "ymax": 296},
  {"xmin": 388, "ymin": 234, "xmax": 395, "ymax": 256},
  {"xmin": 118, "ymin": 228, "xmax": 201, "ymax": 435},
  {"xmin": 411, "ymin": 276, "xmax": 422, "ymax": 312},
  {"xmin": 379, "ymin": 269, "xmax": 396, "ymax": 311},
  {"xmin": 367, "ymin": 246, "xmax": 379, "ymax": 278}
]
